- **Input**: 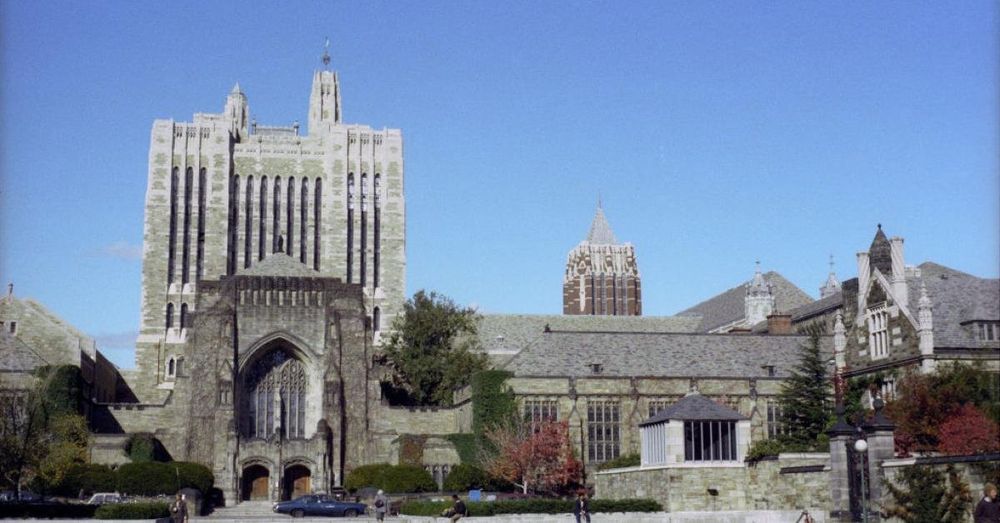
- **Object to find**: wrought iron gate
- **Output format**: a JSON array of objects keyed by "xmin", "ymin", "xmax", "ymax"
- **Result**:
[{"xmin": 846, "ymin": 440, "xmax": 870, "ymax": 521}]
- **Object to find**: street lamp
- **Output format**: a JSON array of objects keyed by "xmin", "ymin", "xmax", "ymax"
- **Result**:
[{"xmin": 854, "ymin": 433, "xmax": 869, "ymax": 523}]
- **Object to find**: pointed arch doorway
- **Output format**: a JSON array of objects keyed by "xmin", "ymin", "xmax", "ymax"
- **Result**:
[
  {"xmin": 283, "ymin": 464, "xmax": 311, "ymax": 500},
  {"xmin": 241, "ymin": 464, "xmax": 270, "ymax": 501}
]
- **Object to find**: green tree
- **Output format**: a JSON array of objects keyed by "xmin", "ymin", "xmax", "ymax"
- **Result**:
[
  {"xmin": 776, "ymin": 328, "xmax": 832, "ymax": 448},
  {"xmin": 884, "ymin": 465, "xmax": 972, "ymax": 523},
  {"xmin": 381, "ymin": 290, "xmax": 488, "ymax": 406}
]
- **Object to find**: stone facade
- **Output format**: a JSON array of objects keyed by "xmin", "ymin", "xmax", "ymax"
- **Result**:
[
  {"xmin": 563, "ymin": 205, "xmax": 641, "ymax": 316},
  {"xmin": 595, "ymin": 453, "xmax": 831, "ymax": 513}
]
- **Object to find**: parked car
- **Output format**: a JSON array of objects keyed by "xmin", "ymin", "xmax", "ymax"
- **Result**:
[
  {"xmin": 273, "ymin": 494, "xmax": 366, "ymax": 518},
  {"xmin": 0, "ymin": 490, "xmax": 42, "ymax": 503},
  {"xmin": 86, "ymin": 492, "xmax": 123, "ymax": 505}
]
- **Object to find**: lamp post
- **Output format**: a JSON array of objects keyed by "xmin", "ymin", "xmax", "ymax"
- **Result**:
[{"xmin": 854, "ymin": 431, "xmax": 869, "ymax": 523}]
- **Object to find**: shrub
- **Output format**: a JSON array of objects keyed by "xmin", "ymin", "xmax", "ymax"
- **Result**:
[
  {"xmin": 884, "ymin": 464, "xmax": 972, "ymax": 523},
  {"xmin": 0, "ymin": 503, "xmax": 97, "ymax": 518},
  {"xmin": 114, "ymin": 462, "xmax": 213, "ymax": 496},
  {"xmin": 442, "ymin": 463, "xmax": 512, "ymax": 492},
  {"xmin": 745, "ymin": 439, "xmax": 787, "ymax": 462},
  {"xmin": 399, "ymin": 498, "xmax": 662, "ymax": 516},
  {"xmin": 94, "ymin": 502, "xmax": 170, "ymax": 520},
  {"xmin": 345, "ymin": 463, "xmax": 436, "ymax": 493},
  {"xmin": 54, "ymin": 463, "xmax": 117, "ymax": 496},
  {"xmin": 596, "ymin": 453, "xmax": 640, "ymax": 471}
]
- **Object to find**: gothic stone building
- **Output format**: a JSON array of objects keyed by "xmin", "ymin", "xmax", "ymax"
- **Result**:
[{"xmin": 94, "ymin": 61, "xmax": 423, "ymax": 504}]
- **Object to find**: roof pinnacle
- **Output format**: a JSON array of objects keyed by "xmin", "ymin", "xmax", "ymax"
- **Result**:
[
  {"xmin": 322, "ymin": 37, "xmax": 331, "ymax": 69},
  {"xmin": 586, "ymin": 202, "xmax": 618, "ymax": 245}
]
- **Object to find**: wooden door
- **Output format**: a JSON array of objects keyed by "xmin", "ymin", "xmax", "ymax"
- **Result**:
[
  {"xmin": 292, "ymin": 475, "xmax": 310, "ymax": 499},
  {"xmin": 251, "ymin": 475, "xmax": 269, "ymax": 500}
]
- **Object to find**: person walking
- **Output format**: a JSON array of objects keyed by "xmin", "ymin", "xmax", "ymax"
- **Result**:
[
  {"xmin": 974, "ymin": 482, "xmax": 1000, "ymax": 523},
  {"xmin": 573, "ymin": 492, "xmax": 591, "ymax": 523},
  {"xmin": 373, "ymin": 489, "xmax": 389, "ymax": 522},
  {"xmin": 169, "ymin": 493, "xmax": 188, "ymax": 523}
]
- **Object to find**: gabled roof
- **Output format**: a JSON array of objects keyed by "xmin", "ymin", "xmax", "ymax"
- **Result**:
[
  {"xmin": 586, "ymin": 206, "xmax": 619, "ymax": 245},
  {"xmin": 640, "ymin": 392, "xmax": 747, "ymax": 426},
  {"xmin": 676, "ymin": 271, "xmax": 814, "ymax": 332},
  {"xmin": 501, "ymin": 330, "xmax": 830, "ymax": 379},
  {"xmin": 908, "ymin": 262, "xmax": 999, "ymax": 347},
  {"xmin": 476, "ymin": 314, "xmax": 702, "ymax": 354},
  {"xmin": 0, "ymin": 331, "xmax": 47, "ymax": 372},
  {"xmin": 237, "ymin": 253, "xmax": 320, "ymax": 278}
]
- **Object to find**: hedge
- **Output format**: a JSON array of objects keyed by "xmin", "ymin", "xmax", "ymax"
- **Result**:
[
  {"xmin": 115, "ymin": 462, "xmax": 214, "ymax": 496},
  {"xmin": 54, "ymin": 463, "xmax": 117, "ymax": 496},
  {"xmin": 344, "ymin": 463, "xmax": 437, "ymax": 493},
  {"xmin": 442, "ymin": 463, "xmax": 513, "ymax": 492},
  {"xmin": 0, "ymin": 503, "xmax": 97, "ymax": 518},
  {"xmin": 596, "ymin": 453, "xmax": 640, "ymax": 471},
  {"xmin": 94, "ymin": 501, "xmax": 170, "ymax": 520},
  {"xmin": 400, "ymin": 498, "xmax": 662, "ymax": 516}
]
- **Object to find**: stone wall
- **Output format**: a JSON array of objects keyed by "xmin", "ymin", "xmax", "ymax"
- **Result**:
[
  {"xmin": 880, "ymin": 454, "xmax": 1000, "ymax": 520},
  {"xmin": 595, "ymin": 453, "xmax": 830, "ymax": 513}
]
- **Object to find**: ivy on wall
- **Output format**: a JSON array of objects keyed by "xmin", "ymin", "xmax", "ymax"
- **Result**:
[
  {"xmin": 398, "ymin": 434, "xmax": 427, "ymax": 466},
  {"xmin": 470, "ymin": 370, "xmax": 517, "ymax": 460}
]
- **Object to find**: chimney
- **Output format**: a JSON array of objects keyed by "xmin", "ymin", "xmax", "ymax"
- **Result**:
[
  {"xmin": 856, "ymin": 251, "xmax": 870, "ymax": 313},
  {"xmin": 766, "ymin": 313, "xmax": 793, "ymax": 335},
  {"xmin": 890, "ymin": 237, "xmax": 908, "ymax": 306}
]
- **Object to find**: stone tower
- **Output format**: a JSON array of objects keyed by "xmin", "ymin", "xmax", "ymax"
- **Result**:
[
  {"xmin": 133, "ymin": 58, "xmax": 405, "ymax": 399},
  {"xmin": 744, "ymin": 262, "xmax": 775, "ymax": 326},
  {"xmin": 820, "ymin": 255, "xmax": 841, "ymax": 299},
  {"xmin": 562, "ymin": 203, "xmax": 641, "ymax": 316}
]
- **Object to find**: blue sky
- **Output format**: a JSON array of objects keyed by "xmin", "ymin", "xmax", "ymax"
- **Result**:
[{"xmin": 1, "ymin": 2, "xmax": 997, "ymax": 368}]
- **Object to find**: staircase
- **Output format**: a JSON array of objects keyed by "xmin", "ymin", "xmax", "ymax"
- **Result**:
[{"xmin": 202, "ymin": 500, "xmax": 275, "ymax": 519}]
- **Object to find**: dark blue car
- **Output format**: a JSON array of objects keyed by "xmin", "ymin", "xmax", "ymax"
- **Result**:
[{"xmin": 272, "ymin": 494, "xmax": 366, "ymax": 518}]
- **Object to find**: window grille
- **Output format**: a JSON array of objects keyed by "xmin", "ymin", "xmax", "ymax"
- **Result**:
[
  {"xmin": 867, "ymin": 304, "xmax": 889, "ymax": 359},
  {"xmin": 244, "ymin": 351, "xmax": 307, "ymax": 440},
  {"xmin": 523, "ymin": 399, "xmax": 558, "ymax": 429},
  {"xmin": 587, "ymin": 400, "xmax": 620, "ymax": 463},
  {"xmin": 766, "ymin": 400, "xmax": 785, "ymax": 439},
  {"xmin": 683, "ymin": 420, "xmax": 737, "ymax": 462}
]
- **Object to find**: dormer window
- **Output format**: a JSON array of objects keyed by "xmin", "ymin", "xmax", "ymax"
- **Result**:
[
  {"xmin": 589, "ymin": 363, "xmax": 604, "ymax": 374},
  {"xmin": 867, "ymin": 304, "xmax": 889, "ymax": 360},
  {"xmin": 976, "ymin": 321, "xmax": 999, "ymax": 341}
]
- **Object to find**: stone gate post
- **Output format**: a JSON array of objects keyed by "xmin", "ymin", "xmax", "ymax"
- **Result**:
[
  {"xmin": 827, "ymin": 406, "xmax": 855, "ymax": 521},
  {"xmin": 864, "ymin": 398, "xmax": 896, "ymax": 518}
]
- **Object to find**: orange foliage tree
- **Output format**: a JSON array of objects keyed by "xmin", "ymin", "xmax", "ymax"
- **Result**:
[
  {"xmin": 937, "ymin": 404, "xmax": 1000, "ymax": 456},
  {"xmin": 483, "ymin": 420, "xmax": 582, "ymax": 495}
]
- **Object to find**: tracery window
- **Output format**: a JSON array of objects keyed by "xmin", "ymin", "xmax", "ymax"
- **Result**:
[
  {"xmin": 244, "ymin": 351, "xmax": 307, "ymax": 440},
  {"xmin": 523, "ymin": 399, "xmax": 558, "ymax": 430},
  {"xmin": 867, "ymin": 304, "xmax": 889, "ymax": 360}
]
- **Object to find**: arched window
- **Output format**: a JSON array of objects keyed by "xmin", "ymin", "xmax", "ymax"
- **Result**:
[
  {"xmin": 197, "ymin": 167, "xmax": 207, "ymax": 281},
  {"xmin": 286, "ymin": 177, "xmax": 295, "ymax": 258},
  {"xmin": 273, "ymin": 176, "xmax": 281, "ymax": 253},
  {"xmin": 228, "ymin": 174, "xmax": 240, "ymax": 275},
  {"xmin": 166, "ymin": 303, "xmax": 175, "ymax": 329},
  {"xmin": 373, "ymin": 307, "xmax": 381, "ymax": 332},
  {"xmin": 244, "ymin": 176, "xmax": 253, "ymax": 268},
  {"xmin": 360, "ymin": 174, "xmax": 367, "ymax": 286},
  {"xmin": 373, "ymin": 174, "xmax": 381, "ymax": 288},
  {"xmin": 243, "ymin": 350, "xmax": 307, "ymax": 439},
  {"xmin": 259, "ymin": 176, "xmax": 267, "ymax": 261},
  {"xmin": 346, "ymin": 173, "xmax": 354, "ymax": 283},
  {"xmin": 168, "ymin": 167, "xmax": 179, "ymax": 284},
  {"xmin": 300, "ymin": 179, "xmax": 308, "ymax": 264},
  {"xmin": 167, "ymin": 356, "xmax": 176, "ymax": 379},
  {"xmin": 180, "ymin": 303, "xmax": 189, "ymax": 329},
  {"xmin": 182, "ymin": 167, "xmax": 193, "ymax": 284},
  {"xmin": 314, "ymin": 178, "xmax": 321, "ymax": 270}
]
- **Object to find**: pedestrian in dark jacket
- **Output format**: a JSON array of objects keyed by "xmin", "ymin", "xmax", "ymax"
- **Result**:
[
  {"xmin": 169, "ymin": 493, "xmax": 188, "ymax": 523},
  {"xmin": 975, "ymin": 482, "xmax": 1000, "ymax": 523},
  {"xmin": 573, "ymin": 492, "xmax": 591, "ymax": 523},
  {"xmin": 446, "ymin": 494, "xmax": 467, "ymax": 522}
]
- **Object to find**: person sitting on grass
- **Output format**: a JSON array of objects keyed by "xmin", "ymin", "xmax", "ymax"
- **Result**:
[{"xmin": 441, "ymin": 493, "xmax": 467, "ymax": 522}]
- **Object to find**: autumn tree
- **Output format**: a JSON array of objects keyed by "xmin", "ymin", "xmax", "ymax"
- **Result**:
[
  {"xmin": 482, "ymin": 420, "xmax": 582, "ymax": 495},
  {"xmin": 937, "ymin": 404, "xmax": 1000, "ymax": 456},
  {"xmin": 380, "ymin": 290, "xmax": 489, "ymax": 406}
]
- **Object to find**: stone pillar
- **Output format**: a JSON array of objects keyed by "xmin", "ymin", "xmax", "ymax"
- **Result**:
[
  {"xmin": 833, "ymin": 313, "xmax": 847, "ymax": 370},
  {"xmin": 917, "ymin": 284, "xmax": 936, "ymax": 373},
  {"xmin": 864, "ymin": 398, "xmax": 896, "ymax": 517},
  {"xmin": 827, "ymin": 407, "xmax": 855, "ymax": 521}
]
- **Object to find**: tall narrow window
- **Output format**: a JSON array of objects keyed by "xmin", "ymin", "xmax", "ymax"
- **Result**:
[
  {"xmin": 196, "ymin": 167, "xmax": 207, "ymax": 282},
  {"xmin": 244, "ymin": 176, "xmax": 253, "ymax": 268},
  {"xmin": 373, "ymin": 306, "xmax": 380, "ymax": 332},
  {"xmin": 273, "ymin": 176, "xmax": 281, "ymax": 253},
  {"xmin": 166, "ymin": 303, "xmax": 175, "ymax": 329},
  {"xmin": 373, "ymin": 174, "xmax": 381, "ymax": 288},
  {"xmin": 867, "ymin": 304, "xmax": 889, "ymax": 359},
  {"xmin": 766, "ymin": 400, "xmax": 784, "ymax": 439},
  {"xmin": 167, "ymin": 357, "xmax": 176, "ymax": 378},
  {"xmin": 286, "ymin": 178, "xmax": 295, "ymax": 259},
  {"xmin": 314, "ymin": 178, "xmax": 321, "ymax": 270},
  {"xmin": 587, "ymin": 400, "xmax": 620, "ymax": 463},
  {"xmin": 347, "ymin": 173, "xmax": 354, "ymax": 283},
  {"xmin": 228, "ymin": 174, "xmax": 239, "ymax": 275},
  {"xmin": 361, "ymin": 173, "xmax": 368, "ymax": 286},
  {"xmin": 168, "ymin": 167, "xmax": 179, "ymax": 284},
  {"xmin": 180, "ymin": 303, "xmax": 189, "ymax": 329},
  {"xmin": 300, "ymin": 178, "xmax": 308, "ymax": 264},
  {"xmin": 258, "ymin": 176, "xmax": 267, "ymax": 261},
  {"xmin": 182, "ymin": 167, "xmax": 193, "ymax": 284}
]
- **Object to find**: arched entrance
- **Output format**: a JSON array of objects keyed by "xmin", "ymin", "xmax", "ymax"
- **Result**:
[
  {"xmin": 283, "ymin": 464, "xmax": 311, "ymax": 500},
  {"xmin": 241, "ymin": 464, "xmax": 270, "ymax": 501}
]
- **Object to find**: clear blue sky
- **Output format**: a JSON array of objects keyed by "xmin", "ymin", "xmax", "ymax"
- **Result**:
[{"xmin": 2, "ymin": 2, "xmax": 997, "ymax": 368}]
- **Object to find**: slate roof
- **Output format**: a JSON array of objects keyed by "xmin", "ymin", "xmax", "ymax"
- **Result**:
[
  {"xmin": 909, "ymin": 262, "xmax": 999, "ymax": 348},
  {"xmin": 640, "ymin": 392, "xmax": 747, "ymax": 426},
  {"xmin": 501, "ymin": 330, "xmax": 831, "ymax": 379},
  {"xmin": 751, "ymin": 291, "xmax": 845, "ymax": 332},
  {"xmin": 676, "ymin": 271, "xmax": 815, "ymax": 332},
  {"xmin": 477, "ymin": 314, "xmax": 703, "ymax": 354},
  {"xmin": 586, "ymin": 206, "xmax": 619, "ymax": 245},
  {"xmin": 0, "ymin": 331, "xmax": 47, "ymax": 372},
  {"xmin": 238, "ymin": 254, "xmax": 320, "ymax": 278}
]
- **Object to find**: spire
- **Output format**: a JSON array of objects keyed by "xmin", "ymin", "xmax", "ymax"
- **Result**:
[
  {"xmin": 748, "ymin": 260, "xmax": 769, "ymax": 296},
  {"xmin": 309, "ymin": 39, "xmax": 343, "ymax": 134},
  {"xmin": 321, "ymin": 37, "xmax": 331, "ymax": 69},
  {"xmin": 586, "ymin": 204, "xmax": 619, "ymax": 245},
  {"xmin": 869, "ymin": 224, "xmax": 892, "ymax": 275},
  {"xmin": 231, "ymin": 82, "xmax": 243, "ymax": 95},
  {"xmin": 820, "ymin": 254, "xmax": 841, "ymax": 298}
]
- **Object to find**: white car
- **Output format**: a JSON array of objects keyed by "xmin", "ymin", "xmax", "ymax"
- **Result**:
[{"xmin": 86, "ymin": 493, "xmax": 122, "ymax": 505}]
